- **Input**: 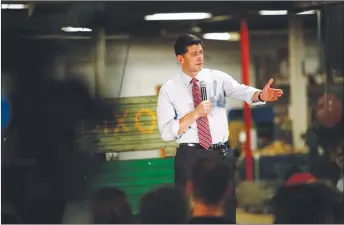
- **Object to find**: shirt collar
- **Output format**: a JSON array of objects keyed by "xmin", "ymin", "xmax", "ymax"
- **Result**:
[{"xmin": 179, "ymin": 68, "xmax": 202, "ymax": 87}]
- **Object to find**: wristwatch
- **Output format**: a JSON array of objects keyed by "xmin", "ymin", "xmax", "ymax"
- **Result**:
[{"xmin": 258, "ymin": 91, "xmax": 264, "ymax": 102}]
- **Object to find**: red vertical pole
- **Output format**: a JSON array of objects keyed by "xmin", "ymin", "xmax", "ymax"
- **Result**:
[{"xmin": 240, "ymin": 19, "xmax": 253, "ymax": 181}]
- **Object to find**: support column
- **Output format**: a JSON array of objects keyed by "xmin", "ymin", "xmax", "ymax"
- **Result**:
[
  {"xmin": 94, "ymin": 26, "xmax": 106, "ymax": 97},
  {"xmin": 240, "ymin": 19, "xmax": 253, "ymax": 181},
  {"xmin": 288, "ymin": 15, "xmax": 308, "ymax": 149}
]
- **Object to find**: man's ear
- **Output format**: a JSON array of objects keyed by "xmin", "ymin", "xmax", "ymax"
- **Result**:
[{"xmin": 176, "ymin": 55, "xmax": 184, "ymax": 64}]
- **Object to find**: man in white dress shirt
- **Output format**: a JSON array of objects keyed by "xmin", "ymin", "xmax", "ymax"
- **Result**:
[{"xmin": 157, "ymin": 34, "xmax": 283, "ymax": 221}]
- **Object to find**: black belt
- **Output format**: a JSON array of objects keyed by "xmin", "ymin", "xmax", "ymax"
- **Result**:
[{"xmin": 179, "ymin": 142, "xmax": 228, "ymax": 150}]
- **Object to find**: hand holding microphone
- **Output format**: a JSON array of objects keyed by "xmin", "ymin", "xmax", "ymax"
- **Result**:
[
  {"xmin": 195, "ymin": 81, "xmax": 211, "ymax": 118},
  {"xmin": 195, "ymin": 100, "xmax": 211, "ymax": 118}
]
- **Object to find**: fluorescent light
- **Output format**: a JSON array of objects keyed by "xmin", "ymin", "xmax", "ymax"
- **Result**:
[
  {"xmin": 144, "ymin": 12, "xmax": 212, "ymax": 21},
  {"xmin": 210, "ymin": 15, "xmax": 232, "ymax": 22},
  {"xmin": 259, "ymin": 10, "xmax": 288, "ymax": 15},
  {"xmin": 297, "ymin": 10, "xmax": 316, "ymax": 15},
  {"xmin": 61, "ymin": 27, "xmax": 92, "ymax": 32},
  {"xmin": 203, "ymin": 32, "xmax": 240, "ymax": 41},
  {"xmin": 1, "ymin": 4, "xmax": 28, "ymax": 9}
]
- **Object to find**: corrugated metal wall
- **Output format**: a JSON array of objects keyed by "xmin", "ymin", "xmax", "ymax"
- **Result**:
[
  {"xmin": 75, "ymin": 95, "xmax": 177, "ymax": 153},
  {"xmin": 76, "ymin": 95, "xmax": 177, "ymax": 214}
]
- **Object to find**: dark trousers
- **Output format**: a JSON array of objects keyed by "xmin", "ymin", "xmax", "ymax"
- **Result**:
[{"xmin": 174, "ymin": 144, "xmax": 237, "ymax": 223}]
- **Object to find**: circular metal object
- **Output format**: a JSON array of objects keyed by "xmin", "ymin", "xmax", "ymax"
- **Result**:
[{"xmin": 315, "ymin": 93, "xmax": 342, "ymax": 128}]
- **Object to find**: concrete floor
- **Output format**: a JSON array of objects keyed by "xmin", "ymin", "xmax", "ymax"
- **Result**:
[{"xmin": 236, "ymin": 208, "xmax": 273, "ymax": 224}]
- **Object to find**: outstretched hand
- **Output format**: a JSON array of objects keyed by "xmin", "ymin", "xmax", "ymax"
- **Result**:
[{"xmin": 261, "ymin": 78, "xmax": 283, "ymax": 102}]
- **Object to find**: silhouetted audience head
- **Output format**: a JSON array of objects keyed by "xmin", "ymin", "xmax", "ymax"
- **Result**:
[
  {"xmin": 188, "ymin": 158, "xmax": 232, "ymax": 206},
  {"xmin": 90, "ymin": 187, "xmax": 133, "ymax": 224},
  {"xmin": 285, "ymin": 172, "xmax": 316, "ymax": 186},
  {"xmin": 186, "ymin": 158, "xmax": 234, "ymax": 224},
  {"xmin": 272, "ymin": 181, "xmax": 343, "ymax": 224},
  {"xmin": 283, "ymin": 165, "xmax": 304, "ymax": 181},
  {"xmin": 139, "ymin": 184, "xmax": 190, "ymax": 224}
]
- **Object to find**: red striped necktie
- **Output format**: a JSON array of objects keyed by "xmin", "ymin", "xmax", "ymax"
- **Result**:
[{"xmin": 191, "ymin": 78, "xmax": 212, "ymax": 149}]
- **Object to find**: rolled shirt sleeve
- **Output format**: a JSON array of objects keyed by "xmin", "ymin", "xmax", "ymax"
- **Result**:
[
  {"xmin": 220, "ymin": 71, "xmax": 266, "ymax": 106},
  {"xmin": 157, "ymin": 85, "xmax": 181, "ymax": 141}
]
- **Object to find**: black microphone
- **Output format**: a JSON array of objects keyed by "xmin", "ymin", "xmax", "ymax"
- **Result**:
[{"xmin": 200, "ymin": 81, "xmax": 207, "ymax": 101}]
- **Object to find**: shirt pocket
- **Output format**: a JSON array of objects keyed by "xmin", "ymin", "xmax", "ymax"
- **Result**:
[{"xmin": 210, "ymin": 83, "xmax": 226, "ymax": 108}]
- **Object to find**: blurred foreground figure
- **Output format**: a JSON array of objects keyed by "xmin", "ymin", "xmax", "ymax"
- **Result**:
[
  {"xmin": 2, "ymin": 77, "xmax": 115, "ymax": 223},
  {"xmin": 272, "ymin": 181, "xmax": 343, "ymax": 224},
  {"xmin": 139, "ymin": 184, "xmax": 190, "ymax": 224},
  {"xmin": 187, "ymin": 158, "xmax": 235, "ymax": 224},
  {"xmin": 90, "ymin": 187, "xmax": 134, "ymax": 224}
]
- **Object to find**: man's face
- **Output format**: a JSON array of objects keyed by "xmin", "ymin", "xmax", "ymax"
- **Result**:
[{"xmin": 178, "ymin": 44, "xmax": 203, "ymax": 73}]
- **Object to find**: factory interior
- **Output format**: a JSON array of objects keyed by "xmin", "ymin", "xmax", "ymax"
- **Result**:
[{"xmin": 1, "ymin": 1, "xmax": 344, "ymax": 224}]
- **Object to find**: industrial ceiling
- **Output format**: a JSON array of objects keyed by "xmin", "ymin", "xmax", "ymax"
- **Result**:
[{"xmin": 1, "ymin": 1, "xmax": 339, "ymax": 38}]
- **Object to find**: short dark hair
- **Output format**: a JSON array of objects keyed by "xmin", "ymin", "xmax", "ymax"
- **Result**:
[
  {"xmin": 90, "ymin": 187, "xmax": 133, "ymax": 224},
  {"xmin": 139, "ymin": 184, "xmax": 190, "ymax": 224},
  {"xmin": 191, "ymin": 158, "xmax": 232, "ymax": 206},
  {"xmin": 283, "ymin": 165, "xmax": 304, "ymax": 181},
  {"xmin": 272, "ymin": 182, "xmax": 343, "ymax": 224},
  {"xmin": 174, "ymin": 34, "xmax": 203, "ymax": 56}
]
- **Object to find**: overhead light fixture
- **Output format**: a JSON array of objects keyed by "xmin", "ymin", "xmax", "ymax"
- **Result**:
[
  {"xmin": 1, "ymin": 4, "xmax": 28, "ymax": 9},
  {"xmin": 203, "ymin": 32, "xmax": 240, "ymax": 41},
  {"xmin": 144, "ymin": 12, "xmax": 212, "ymax": 21},
  {"xmin": 259, "ymin": 10, "xmax": 288, "ymax": 15},
  {"xmin": 210, "ymin": 15, "xmax": 232, "ymax": 22},
  {"xmin": 61, "ymin": 27, "xmax": 92, "ymax": 32},
  {"xmin": 297, "ymin": 10, "xmax": 316, "ymax": 15}
]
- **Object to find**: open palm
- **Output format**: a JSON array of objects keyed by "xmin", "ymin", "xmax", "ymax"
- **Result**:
[{"xmin": 261, "ymin": 78, "xmax": 283, "ymax": 102}]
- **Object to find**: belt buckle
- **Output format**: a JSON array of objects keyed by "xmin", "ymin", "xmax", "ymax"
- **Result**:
[
  {"xmin": 213, "ymin": 144, "xmax": 221, "ymax": 149},
  {"xmin": 187, "ymin": 143, "xmax": 196, "ymax": 147}
]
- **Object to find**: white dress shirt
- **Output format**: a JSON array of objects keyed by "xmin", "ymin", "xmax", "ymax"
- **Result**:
[{"xmin": 157, "ymin": 68, "xmax": 265, "ymax": 144}]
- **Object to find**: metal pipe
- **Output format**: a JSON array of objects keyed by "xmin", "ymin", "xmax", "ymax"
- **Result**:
[
  {"xmin": 240, "ymin": 19, "xmax": 253, "ymax": 181},
  {"xmin": 94, "ymin": 26, "xmax": 106, "ymax": 97}
]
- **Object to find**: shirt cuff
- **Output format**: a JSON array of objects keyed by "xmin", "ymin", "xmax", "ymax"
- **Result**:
[
  {"xmin": 172, "ymin": 119, "xmax": 181, "ymax": 138},
  {"xmin": 247, "ymin": 89, "xmax": 266, "ymax": 106}
]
